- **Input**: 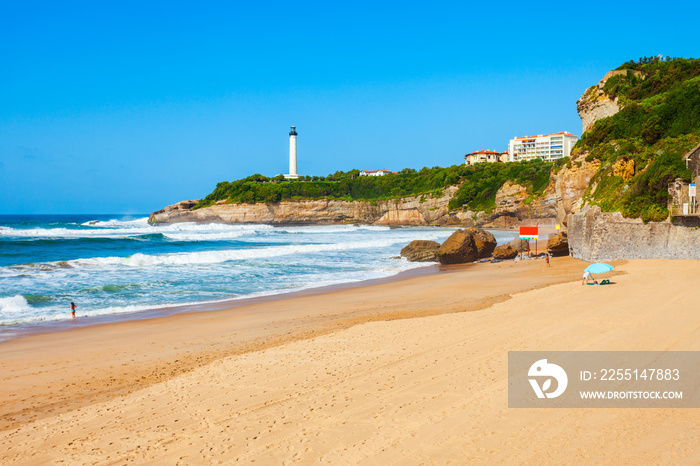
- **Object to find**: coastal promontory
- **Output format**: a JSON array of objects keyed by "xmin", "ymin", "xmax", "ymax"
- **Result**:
[{"xmin": 151, "ymin": 57, "xmax": 700, "ymax": 261}]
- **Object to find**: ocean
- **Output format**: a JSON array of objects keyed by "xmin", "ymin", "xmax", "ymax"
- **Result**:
[{"xmin": 0, "ymin": 215, "xmax": 517, "ymax": 340}]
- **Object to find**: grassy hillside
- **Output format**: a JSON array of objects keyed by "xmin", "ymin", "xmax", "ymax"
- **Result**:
[
  {"xmin": 577, "ymin": 56, "xmax": 700, "ymax": 221},
  {"xmin": 195, "ymin": 159, "xmax": 560, "ymax": 213}
]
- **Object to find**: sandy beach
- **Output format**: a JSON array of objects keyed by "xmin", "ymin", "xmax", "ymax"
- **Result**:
[{"xmin": 1, "ymin": 256, "xmax": 699, "ymax": 464}]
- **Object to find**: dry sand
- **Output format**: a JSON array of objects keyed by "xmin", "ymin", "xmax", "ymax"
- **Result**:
[{"xmin": 1, "ymin": 257, "xmax": 699, "ymax": 464}]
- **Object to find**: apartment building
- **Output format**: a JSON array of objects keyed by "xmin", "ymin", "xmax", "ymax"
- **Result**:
[{"xmin": 508, "ymin": 132, "xmax": 578, "ymax": 162}]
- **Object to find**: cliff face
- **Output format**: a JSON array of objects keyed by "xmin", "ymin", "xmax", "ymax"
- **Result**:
[
  {"xmin": 149, "ymin": 182, "xmax": 559, "ymax": 228},
  {"xmin": 150, "ymin": 189, "xmax": 458, "ymax": 227},
  {"xmin": 575, "ymin": 71, "xmax": 628, "ymax": 134},
  {"xmin": 577, "ymin": 90, "xmax": 619, "ymax": 135},
  {"xmin": 554, "ymin": 159, "xmax": 600, "ymax": 227}
]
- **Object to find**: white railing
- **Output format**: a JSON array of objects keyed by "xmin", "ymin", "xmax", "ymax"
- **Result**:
[{"xmin": 671, "ymin": 202, "xmax": 699, "ymax": 216}]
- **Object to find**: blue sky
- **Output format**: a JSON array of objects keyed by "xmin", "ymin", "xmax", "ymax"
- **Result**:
[{"xmin": 1, "ymin": 1, "xmax": 698, "ymax": 214}]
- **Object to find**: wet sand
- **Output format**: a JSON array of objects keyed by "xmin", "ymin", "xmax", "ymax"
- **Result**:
[{"xmin": 4, "ymin": 256, "xmax": 697, "ymax": 463}]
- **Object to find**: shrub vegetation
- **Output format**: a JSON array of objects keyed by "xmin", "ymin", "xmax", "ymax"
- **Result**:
[
  {"xmin": 195, "ymin": 159, "xmax": 561, "ymax": 213},
  {"xmin": 577, "ymin": 56, "xmax": 700, "ymax": 221}
]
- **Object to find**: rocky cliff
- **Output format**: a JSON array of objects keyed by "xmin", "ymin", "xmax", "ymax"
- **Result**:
[
  {"xmin": 149, "ymin": 181, "xmax": 561, "ymax": 228},
  {"xmin": 150, "ymin": 188, "xmax": 457, "ymax": 226},
  {"xmin": 575, "ymin": 71, "xmax": 630, "ymax": 134},
  {"xmin": 150, "ymin": 153, "xmax": 603, "ymax": 228},
  {"xmin": 554, "ymin": 159, "xmax": 600, "ymax": 228}
]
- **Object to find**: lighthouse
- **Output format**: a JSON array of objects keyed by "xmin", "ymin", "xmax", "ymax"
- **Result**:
[{"xmin": 285, "ymin": 125, "xmax": 300, "ymax": 179}]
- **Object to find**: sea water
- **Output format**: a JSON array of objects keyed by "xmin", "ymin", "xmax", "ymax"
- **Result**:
[{"xmin": 0, "ymin": 215, "xmax": 517, "ymax": 337}]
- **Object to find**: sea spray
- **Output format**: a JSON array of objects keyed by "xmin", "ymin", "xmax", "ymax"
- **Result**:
[{"xmin": 0, "ymin": 295, "xmax": 32, "ymax": 316}]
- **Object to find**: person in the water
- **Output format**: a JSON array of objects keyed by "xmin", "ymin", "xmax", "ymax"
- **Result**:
[{"xmin": 70, "ymin": 302, "xmax": 77, "ymax": 319}]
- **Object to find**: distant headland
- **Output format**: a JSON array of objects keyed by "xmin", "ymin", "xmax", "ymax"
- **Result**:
[{"xmin": 151, "ymin": 56, "xmax": 700, "ymax": 260}]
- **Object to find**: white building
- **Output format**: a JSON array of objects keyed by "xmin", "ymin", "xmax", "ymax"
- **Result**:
[
  {"xmin": 508, "ymin": 132, "xmax": 578, "ymax": 162},
  {"xmin": 284, "ymin": 125, "xmax": 300, "ymax": 179},
  {"xmin": 359, "ymin": 169, "xmax": 397, "ymax": 177},
  {"xmin": 464, "ymin": 150, "xmax": 509, "ymax": 166}
]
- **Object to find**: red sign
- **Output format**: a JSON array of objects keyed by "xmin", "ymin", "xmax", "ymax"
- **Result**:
[{"xmin": 519, "ymin": 226, "xmax": 539, "ymax": 239}]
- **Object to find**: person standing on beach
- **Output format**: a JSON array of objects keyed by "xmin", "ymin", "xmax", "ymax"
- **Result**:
[
  {"xmin": 582, "ymin": 271, "xmax": 591, "ymax": 286},
  {"xmin": 545, "ymin": 255, "xmax": 550, "ymax": 267},
  {"xmin": 70, "ymin": 302, "xmax": 76, "ymax": 319}
]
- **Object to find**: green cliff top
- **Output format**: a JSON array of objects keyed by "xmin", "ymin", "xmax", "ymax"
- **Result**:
[
  {"xmin": 194, "ymin": 159, "xmax": 561, "ymax": 213},
  {"xmin": 578, "ymin": 56, "xmax": 700, "ymax": 221}
]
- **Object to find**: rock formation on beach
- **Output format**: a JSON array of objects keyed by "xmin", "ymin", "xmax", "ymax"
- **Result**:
[
  {"xmin": 492, "ymin": 244, "xmax": 518, "ymax": 260},
  {"xmin": 400, "ymin": 228, "xmax": 495, "ymax": 264},
  {"xmin": 400, "ymin": 240, "xmax": 441, "ymax": 262},
  {"xmin": 464, "ymin": 227, "xmax": 497, "ymax": 258},
  {"xmin": 402, "ymin": 228, "xmax": 527, "ymax": 264},
  {"xmin": 546, "ymin": 233, "xmax": 569, "ymax": 257},
  {"xmin": 507, "ymin": 236, "xmax": 530, "ymax": 253},
  {"xmin": 436, "ymin": 230, "xmax": 478, "ymax": 265}
]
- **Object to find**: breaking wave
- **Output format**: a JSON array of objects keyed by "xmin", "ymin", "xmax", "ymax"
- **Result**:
[
  {"xmin": 0, "ymin": 295, "xmax": 32, "ymax": 316},
  {"xmin": 69, "ymin": 238, "xmax": 412, "ymax": 268}
]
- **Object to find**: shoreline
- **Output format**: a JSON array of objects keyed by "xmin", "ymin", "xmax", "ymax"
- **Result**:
[
  {"xmin": 0, "ymin": 254, "xmax": 581, "ymax": 433},
  {"xmin": 0, "ymin": 227, "xmax": 551, "ymax": 343},
  {"xmin": 0, "ymin": 262, "xmax": 444, "ymax": 343}
]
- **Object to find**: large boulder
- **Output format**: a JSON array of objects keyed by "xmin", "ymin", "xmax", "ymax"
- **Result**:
[
  {"xmin": 465, "ymin": 227, "xmax": 497, "ymax": 258},
  {"xmin": 492, "ymin": 244, "xmax": 518, "ymax": 260},
  {"xmin": 508, "ymin": 236, "xmax": 530, "ymax": 253},
  {"xmin": 547, "ymin": 233, "xmax": 569, "ymax": 256},
  {"xmin": 400, "ymin": 240, "xmax": 441, "ymax": 262},
  {"xmin": 437, "ymin": 230, "xmax": 478, "ymax": 264}
]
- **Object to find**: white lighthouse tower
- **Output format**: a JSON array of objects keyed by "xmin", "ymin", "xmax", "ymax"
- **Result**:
[{"xmin": 285, "ymin": 125, "xmax": 299, "ymax": 179}]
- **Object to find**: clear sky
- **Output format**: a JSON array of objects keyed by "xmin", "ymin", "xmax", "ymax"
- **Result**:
[{"xmin": 1, "ymin": 1, "xmax": 698, "ymax": 214}]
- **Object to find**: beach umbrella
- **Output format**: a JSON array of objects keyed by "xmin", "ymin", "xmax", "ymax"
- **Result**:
[
  {"xmin": 584, "ymin": 263, "xmax": 614, "ymax": 274},
  {"xmin": 584, "ymin": 262, "xmax": 614, "ymax": 284}
]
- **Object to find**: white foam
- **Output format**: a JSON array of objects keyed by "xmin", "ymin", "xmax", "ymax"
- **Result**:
[
  {"xmin": 69, "ymin": 237, "xmax": 415, "ymax": 269},
  {"xmin": 160, "ymin": 231, "xmax": 250, "ymax": 241},
  {"xmin": 0, "ymin": 257, "xmax": 433, "ymax": 327},
  {"xmin": 272, "ymin": 224, "xmax": 392, "ymax": 234},
  {"xmin": 0, "ymin": 218, "xmax": 274, "ymax": 241},
  {"xmin": 0, "ymin": 295, "xmax": 32, "ymax": 316},
  {"xmin": 0, "ymin": 302, "xmax": 169, "ymax": 326},
  {"xmin": 0, "ymin": 222, "xmax": 464, "ymax": 329},
  {"xmin": 81, "ymin": 217, "xmax": 150, "ymax": 228}
]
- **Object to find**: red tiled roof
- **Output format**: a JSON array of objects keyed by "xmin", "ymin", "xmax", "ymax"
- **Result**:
[{"xmin": 465, "ymin": 150, "xmax": 499, "ymax": 156}]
